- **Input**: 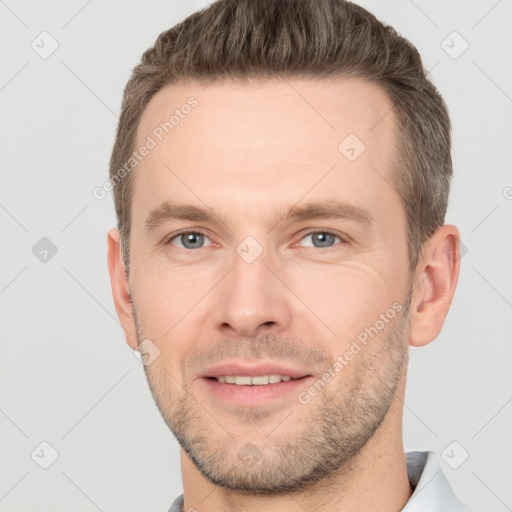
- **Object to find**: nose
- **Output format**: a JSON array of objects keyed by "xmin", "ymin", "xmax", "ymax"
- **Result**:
[{"xmin": 212, "ymin": 245, "xmax": 292, "ymax": 338}]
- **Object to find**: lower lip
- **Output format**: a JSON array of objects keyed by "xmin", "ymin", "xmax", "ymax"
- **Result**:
[{"xmin": 201, "ymin": 376, "xmax": 313, "ymax": 406}]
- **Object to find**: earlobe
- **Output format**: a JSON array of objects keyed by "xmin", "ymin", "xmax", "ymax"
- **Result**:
[
  {"xmin": 408, "ymin": 225, "xmax": 461, "ymax": 347},
  {"xmin": 107, "ymin": 228, "xmax": 138, "ymax": 350}
]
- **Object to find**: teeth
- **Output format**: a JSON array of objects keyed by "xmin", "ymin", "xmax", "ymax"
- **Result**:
[
  {"xmin": 235, "ymin": 376, "xmax": 252, "ymax": 385},
  {"xmin": 252, "ymin": 376, "xmax": 270, "ymax": 385},
  {"xmin": 214, "ymin": 374, "xmax": 294, "ymax": 385}
]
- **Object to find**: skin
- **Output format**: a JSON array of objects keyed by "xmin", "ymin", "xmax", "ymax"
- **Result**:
[{"xmin": 108, "ymin": 77, "xmax": 460, "ymax": 512}]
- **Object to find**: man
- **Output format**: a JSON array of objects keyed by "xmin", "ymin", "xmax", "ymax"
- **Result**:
[{"xmin": 107, "ymin": 0, "xmax": 473, "ymax": 510}]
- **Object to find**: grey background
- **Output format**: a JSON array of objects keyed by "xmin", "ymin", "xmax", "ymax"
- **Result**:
[{"xmin": 1, "ymin": 1, "xmax": 511, "ymax": 511}]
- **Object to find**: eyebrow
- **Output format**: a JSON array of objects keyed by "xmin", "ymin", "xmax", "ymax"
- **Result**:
[
  {"xmin": 281, "ymin": 200, "xmax": 372, "ymax": 225},
  {"xmin": 144, "ymin": 202, "xmax": 218, "ymax": 230},
  {"xmin": 144, "ymin": 199, "xmax": 372, "ymax": 231}
]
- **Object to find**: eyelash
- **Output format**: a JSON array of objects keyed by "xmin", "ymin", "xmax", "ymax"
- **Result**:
[{"xmin": 164, "ymin": 229, "xmax": 347, "ymax": 250}]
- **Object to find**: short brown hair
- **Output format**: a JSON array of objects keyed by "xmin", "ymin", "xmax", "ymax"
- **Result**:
[{"xmin": 110, "ymin": 0, "xmax": 451, "ymax": 274}]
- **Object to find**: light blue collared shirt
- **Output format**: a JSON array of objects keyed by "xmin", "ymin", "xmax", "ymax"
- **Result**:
[
  {"xmin": 168, "ymin": 451, "xmax": 474, "ymax": 511},
  {"xmin": 403, "ymin": 451, "xmax": 473, "ymax": 511}
]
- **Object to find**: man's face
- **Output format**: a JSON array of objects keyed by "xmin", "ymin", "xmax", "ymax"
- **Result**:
[{"xmin": 127, "ymin": 77, "xmax": 413, "ymax": 493}]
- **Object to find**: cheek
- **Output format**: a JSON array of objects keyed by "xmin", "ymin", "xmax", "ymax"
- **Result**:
[
  {"xmin": 129, "ymin": 279, "xmax": 184, "ymax": 370},
  {"xmin": 131, "ymin": 267, "xmax": 221, "ymax": 379},
  {"xmin": 286, "ymin": 262, "xmax": 404, "ymax": 343},
  {"xmin": 133, "ymin": 263, "xmax": 211, "ymax": 332}
]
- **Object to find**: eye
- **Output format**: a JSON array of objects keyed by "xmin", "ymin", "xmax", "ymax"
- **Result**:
[
  {"xmin": 297, "ymin": 231, "xmax": 344, "ymax": 249},
  {"xmin": 167, "ymin": 231, "xmax": 212, "ymax": 250}
]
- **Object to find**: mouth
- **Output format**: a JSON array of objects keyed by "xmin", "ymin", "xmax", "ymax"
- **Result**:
[
  {"xmin": 207, "ymin": 374, "xmax": 303, "ymax": 385},
  {"xmin": 200, "ymin": 365, "xmax": 314, "ymax": 406}
]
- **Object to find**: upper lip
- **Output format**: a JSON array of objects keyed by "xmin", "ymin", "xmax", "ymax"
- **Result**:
[{"xmin": 201, "ymin": 361, "xmax": 312, "ymax": 379}]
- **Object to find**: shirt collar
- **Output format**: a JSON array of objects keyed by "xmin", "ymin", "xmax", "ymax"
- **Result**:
[{"xmin": 402, "ymin": 451, "xmax": 473, "ymax": 511}]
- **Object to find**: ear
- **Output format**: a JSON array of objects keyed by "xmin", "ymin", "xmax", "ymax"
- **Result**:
[
  {"xmin": 107, "ymin": 228, "xmax": 138, "ymax": 350},
  {"xmin": 408, "ymin": 224, "xmax": 461, "ymax": 347}
]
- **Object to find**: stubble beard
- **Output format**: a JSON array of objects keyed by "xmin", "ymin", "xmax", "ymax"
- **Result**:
[{"xmin": 133, "ymin": 295, "xmax": 411, "ymax": 495}]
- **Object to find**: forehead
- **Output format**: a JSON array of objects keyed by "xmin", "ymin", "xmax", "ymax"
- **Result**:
[{"xmin": 132, "ymin": 77, "xmax": 399, "ymax": 225}]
